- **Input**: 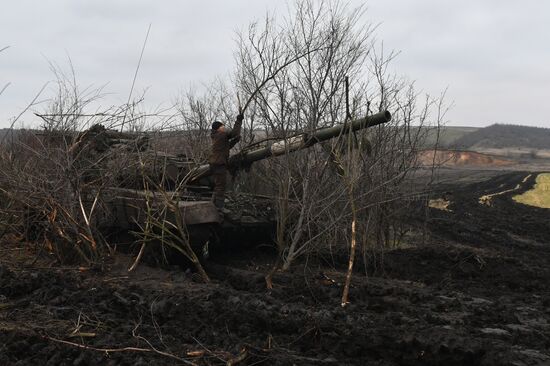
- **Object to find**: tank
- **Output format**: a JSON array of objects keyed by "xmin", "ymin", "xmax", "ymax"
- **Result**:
[{"xmin": 81, "ymin": 110, "xmax": 392, "ymax": 254}]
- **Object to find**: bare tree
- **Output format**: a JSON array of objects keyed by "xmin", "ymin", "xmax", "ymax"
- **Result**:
[{"xmin": 235, "ymin": 0, "xmax": 445, "ymax": 298}]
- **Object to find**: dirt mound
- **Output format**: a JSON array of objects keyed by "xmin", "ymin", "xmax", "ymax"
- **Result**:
[{"xmin": 418, "ymin": 149, "xmax": 514, "ymax": 167}]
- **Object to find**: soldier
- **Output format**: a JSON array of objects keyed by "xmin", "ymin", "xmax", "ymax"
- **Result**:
[{"xmin": 209, "ymin": 113, "xmax": 244, "ymax": 210}]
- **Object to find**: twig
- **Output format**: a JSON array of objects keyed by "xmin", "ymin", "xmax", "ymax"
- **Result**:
[
  {"xmin": 121, "ymin": 23, "xmax": 152, "ymax": 132},
  {"xmin": 142, "ymin": 175, "xmax": 210, "ymax": 283},
  {"xmin": 226, "ymin": 347, "xmax": 249, "ymax": 366},
  {"xmin": 191, "ymin": 336, "xmax": 229, "ymax": 363},
  {"xmin": 44, "ymin": 335, "xmax": 153, "ymax": 353},
  {"xmin": 128, "ymin": 242, "xmax": 147, "ymax": 272},
  {"xmin": 1, "ymin": 82, "xmax": 49, "ymax": 144},
  {"xmin": 241, "ymin": 46, "xmax": 326, "ymax": 113},
  {"xmin": 132, "ymin": 325, "xmax": 197, "ymax": 366},
  {"xmin": 68, "ymin": 332, "xmax": 96, "ymax": 338},
  {"xmin": 102, "ymin": 276, "xmax": 129, "ymax": 283},
  {"xmin": 0, "ymin": 82, "xmax": 11, "ymax": 97},
  {"xmin": 44, "ymin": 335, "xmax": 196, "ymax": 365}
]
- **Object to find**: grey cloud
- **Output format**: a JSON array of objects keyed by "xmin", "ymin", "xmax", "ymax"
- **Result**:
[
  {"xmin": 70, "ymin": 0, "xmax": 157, "ymax": 20},
  {"xmin": 1, "ymin": 0, "xmax": 549, "ymax": 128}
]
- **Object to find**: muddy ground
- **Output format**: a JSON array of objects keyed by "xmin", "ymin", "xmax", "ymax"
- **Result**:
[{"xmin": 1, "ymin": 170, "xmax": 550, "ymax": 365}]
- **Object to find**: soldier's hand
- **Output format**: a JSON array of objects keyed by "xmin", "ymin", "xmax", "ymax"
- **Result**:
[{"xmin": 236, "ymin": 114, "xmax": 244, "ymax": 122}]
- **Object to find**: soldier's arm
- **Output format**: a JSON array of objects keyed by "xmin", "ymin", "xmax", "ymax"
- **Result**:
[
  {"xmin": 229, "ymin": 135, "xmax": 241, "ymax": 149},
  {"xmin": 227, "ymin": 114, "xmax": 244, "ymax": 139}
]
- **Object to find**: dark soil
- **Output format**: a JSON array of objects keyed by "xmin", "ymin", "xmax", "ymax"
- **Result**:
[{"xmin": 1, "ymin": 170, "xmax": 550, "ymax": 365}]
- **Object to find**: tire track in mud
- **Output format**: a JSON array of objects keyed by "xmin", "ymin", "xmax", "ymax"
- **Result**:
[
  {"xmin": 205, "ymin": 262, "xmax": 550, "ymax": 366},
  {"xmin": 479, "ymin": 173, "xmax": 532, "ymax": 206},
  {"xmin": 429, "ymin": 171, "xmax": 550, "ymax": 251},
  {"xmin": 419, "ymin": 171, "xmax": 550, "ymax": 364}
]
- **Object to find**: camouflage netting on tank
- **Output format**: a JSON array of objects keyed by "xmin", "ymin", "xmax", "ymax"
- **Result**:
[{"xmin": 71, "ymin": 125, "xmax": 203, "ymax": 190}]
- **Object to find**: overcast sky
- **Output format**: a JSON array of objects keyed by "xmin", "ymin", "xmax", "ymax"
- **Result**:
[{"xmin": 1, "ymin": 0, "xmax": 549, "ymax": 128}]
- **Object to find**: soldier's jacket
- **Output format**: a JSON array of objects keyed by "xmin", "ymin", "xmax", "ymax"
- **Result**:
[{"xmin": 208, "ymin": 118, "xmax": 242, "ymax": 165}]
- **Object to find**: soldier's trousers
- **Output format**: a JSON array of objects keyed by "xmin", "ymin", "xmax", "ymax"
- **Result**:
[{"xmin": 209, "ymin": 164, "xmax": 227, "ymax": 209}]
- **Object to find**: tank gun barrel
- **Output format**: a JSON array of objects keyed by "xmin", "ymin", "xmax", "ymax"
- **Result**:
[{"xmin": 189, "ymin": 110, "xmax": 391, "ymax": 183}]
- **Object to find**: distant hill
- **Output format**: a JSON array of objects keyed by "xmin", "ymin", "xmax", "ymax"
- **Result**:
[
  {"xmin": 424, "ymin": 126, "xmax": 479, "ymax": 148},
  {"xmin": 451, "ymin": 124, "xmax": 550, "ymax": 149}
]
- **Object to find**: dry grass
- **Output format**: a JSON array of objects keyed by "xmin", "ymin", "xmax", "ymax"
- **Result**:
[
  {"xmin": 429, "ymin": 198, "xmax": 452, "ymax": 212},
  {"xmin": 513, "ymin": 173, "xmax": 550, "ymax": 208}
]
